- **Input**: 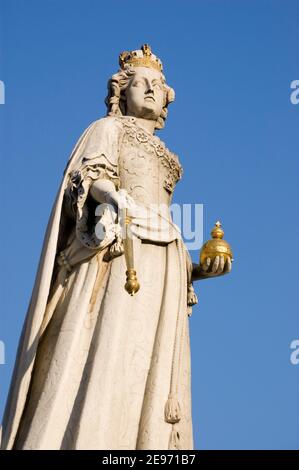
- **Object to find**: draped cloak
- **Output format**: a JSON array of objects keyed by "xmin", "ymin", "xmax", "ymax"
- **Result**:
[{"xmin": 0, "ymin": 116, "xmax": 197, "ymax": 450}]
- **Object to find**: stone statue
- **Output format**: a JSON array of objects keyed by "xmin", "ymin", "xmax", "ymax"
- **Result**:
[{"xmin": 0, "ymin": 44, "xmax": 231, "ymax": 450}]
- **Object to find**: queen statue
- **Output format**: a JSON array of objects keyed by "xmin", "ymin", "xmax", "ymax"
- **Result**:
[{"xmin": 0, "ymin": 44, "xmax": 232, "ymax": 450}]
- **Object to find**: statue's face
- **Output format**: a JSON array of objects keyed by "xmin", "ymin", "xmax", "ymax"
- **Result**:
[{"xmin": 125, "ymin": 67, "xmax": 165, "ymax": 120}]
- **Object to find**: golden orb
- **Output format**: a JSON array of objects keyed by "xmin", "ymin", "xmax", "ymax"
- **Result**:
[{"xmin": 200, "ymin": 221, "xmax": 233, "ymax": 265}]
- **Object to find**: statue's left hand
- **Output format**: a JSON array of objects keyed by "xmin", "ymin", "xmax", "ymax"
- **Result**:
[{"xmin": 192, "ymin": 256, "xmax": 232, "ymax": 281}]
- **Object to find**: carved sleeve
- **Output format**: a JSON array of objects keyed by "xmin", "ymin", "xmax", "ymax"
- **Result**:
[
  {"xmin": 64, "ymin": 155, "xmax": 120, "ymax": 221},
  {"xmin": 63, "ymin": 118, "xmax": 122, "ymax": 250}
]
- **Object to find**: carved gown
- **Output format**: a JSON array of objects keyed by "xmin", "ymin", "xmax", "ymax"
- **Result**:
[{"xmin": 1, "ymin": 115, "xmax": 196, "ymax": 450}]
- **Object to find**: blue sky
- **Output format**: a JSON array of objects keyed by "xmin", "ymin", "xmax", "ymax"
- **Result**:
[{"xmin": 0, "ymin": 0, "xmax": 298, "ymax": 450}]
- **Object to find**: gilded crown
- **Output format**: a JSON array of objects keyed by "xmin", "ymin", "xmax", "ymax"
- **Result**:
[{"xmin": 119, "ymin": 44, "xmax": 163, "ymax": 73}]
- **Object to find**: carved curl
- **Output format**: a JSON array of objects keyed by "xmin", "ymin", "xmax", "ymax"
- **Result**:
[{"xmin": 105, "ymin": 66, "xmax": 175, "ymax": 130}]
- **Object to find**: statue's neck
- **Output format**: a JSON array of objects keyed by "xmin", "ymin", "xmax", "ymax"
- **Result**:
[{"xmin": 127, "ymin": 116, "xmax": 156, "ymax": 135}]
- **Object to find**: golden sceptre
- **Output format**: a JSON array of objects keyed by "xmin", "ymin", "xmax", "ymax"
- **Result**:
[{"xmin": 122, "ymin": 207, "xmax": 140, "ymax": 295}]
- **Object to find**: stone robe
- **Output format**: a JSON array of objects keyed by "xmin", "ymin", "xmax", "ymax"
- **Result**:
[{"xmin": 1, "ymin": 116, "xmax": 195, "ymax": 450}]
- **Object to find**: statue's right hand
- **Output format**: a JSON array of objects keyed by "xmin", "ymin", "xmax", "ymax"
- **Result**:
[
  {"xmin": 117, "ymin": 189, "xmax": 138, "ymax": 215},
  {"xmin": 90, "ymin": 180, "xmax": 138, "ymax": 218},
  {"xmin": 90, "ymin": 179, "xmax": 120, "ymax": 210},
  {"xmin": 104, "ymin": 189, "xmax": 121, "ymax": 208}
]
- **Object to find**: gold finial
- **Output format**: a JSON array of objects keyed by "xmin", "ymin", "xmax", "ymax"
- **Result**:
[
  {"xmin": 119, "ymin": 44, "xmax": 163, "ymax": 72},
  {"xmin": 211, "ymin": 221, "xmax": 224, "ymax": 239},
  {"xmin": 125, "ymin": 269, "xmax": 140, "ymax": 296}
]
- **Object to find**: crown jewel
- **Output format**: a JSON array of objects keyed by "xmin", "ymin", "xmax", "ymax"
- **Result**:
[{"xmin": 119, "ymin": 44, "xmax": 163, "ymax": 72}]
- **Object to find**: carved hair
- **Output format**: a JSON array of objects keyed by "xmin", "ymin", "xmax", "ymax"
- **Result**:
[{"xmin": 105, "ymin": 67, "xmax": 175, "ymax": 130}]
